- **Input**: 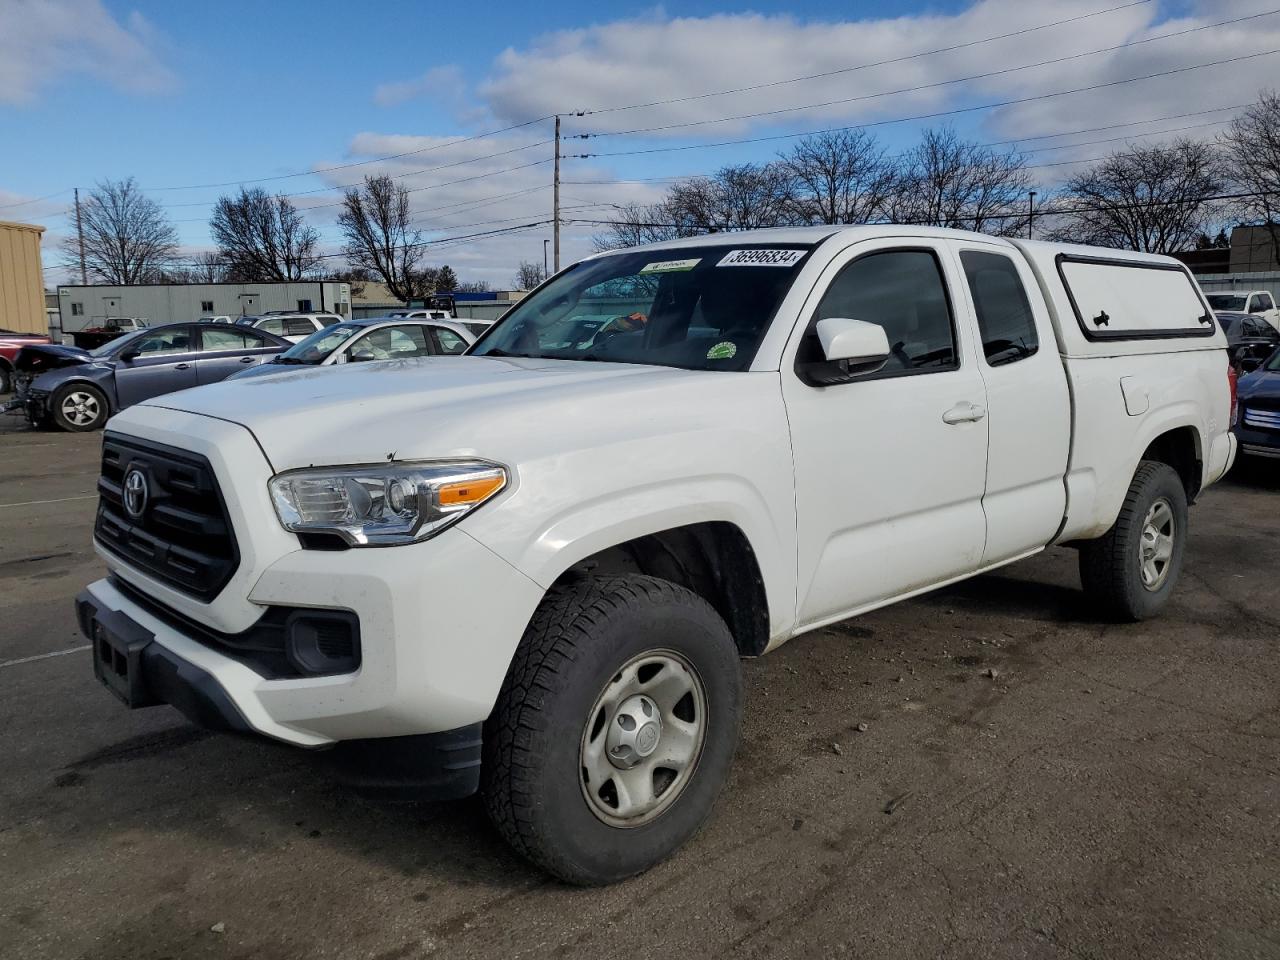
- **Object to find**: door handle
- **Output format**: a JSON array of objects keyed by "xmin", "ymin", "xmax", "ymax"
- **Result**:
[
  {"xmin": 942, "ymin": 401, "xmax": 986, "ymax": 425},
  {"xmin": 175, "ymin": 363, "xmax": 191, "ymax": 370},
  {"xmin": 239, "ymin": 356, "xmax": 255, "ymax": 363}
]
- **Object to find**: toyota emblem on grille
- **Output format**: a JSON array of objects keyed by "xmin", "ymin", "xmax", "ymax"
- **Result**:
[{"xmin": 122, "ymin": 467, "xmax": 149, "ymax": 519}]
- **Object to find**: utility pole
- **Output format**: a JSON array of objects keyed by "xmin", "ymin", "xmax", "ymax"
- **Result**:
[
  {"xmin": 1027, "ymin": 190, "xmax": 1037, "ymax": 240},
  {"xmin": 553, "ymin": 115, "xmax": 561, "ymax": 273},
  {"xmin": 543, "ymin": 238, "xmax": 549, "ymax": 279},
  {"xmin": 74, "ymin": 187, "xmax": 87, "ymax": 284}
]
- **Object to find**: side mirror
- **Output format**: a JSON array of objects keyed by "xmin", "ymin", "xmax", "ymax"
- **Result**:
[
  {"xmin": 349, "ymin": 351, "xmax": 374, "ymax": 363},
  {"xmin": 816, "ymin": 317, "xmax": 891, "ymax": 374},
  {"xmin": 120, "ymin": 349, "xmax": 140, "ymax": 362}
]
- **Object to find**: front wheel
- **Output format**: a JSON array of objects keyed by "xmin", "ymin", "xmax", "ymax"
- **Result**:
[
  {"xmin": 51, "ymin": 383, "xmax": 109, "ymax": 432},
  {"xmin": 1079, "ymin": 461, "xmax": 1188, "ymax": 621},
  {"xmin": 481, "ymin": 574, "xmax": 742, "ymax": 885}
]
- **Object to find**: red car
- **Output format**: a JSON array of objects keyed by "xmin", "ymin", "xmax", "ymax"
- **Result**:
[{"xmin": 0, "ymin": 328, "xmax": 52, "ymax": 394}]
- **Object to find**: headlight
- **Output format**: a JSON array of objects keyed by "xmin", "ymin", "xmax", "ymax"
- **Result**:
[{"xmin": 269, "ymin": 460, "xmax": 507, "ymax": 546}]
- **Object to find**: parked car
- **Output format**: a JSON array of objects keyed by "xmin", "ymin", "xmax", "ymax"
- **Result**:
[
  {"xmin": 226, "ymin": 317, "xmax": 474, "ymax": 382},
  {"xmin": 1206, "ymin": 290, "xmax": 1280, "ymax": 333},
  {"xmin": 388, "ymin": 308, "xmax": 454, "ymax": 321},
  {"xmin": 77, "ymin": 227, "xmax": 1235, "ymax": 885},
  {"xmin": 458, "ymin": 319, "xmax": 494, "ymax": 338},
  {"xmin": 9, "ymin": 322, "xmax": 288, "ymax": 431},
  {"xmin": 235, "ymin": 313, "xmax": 343, "ymax": 342},
  {"xmin": 67, "ymin": 317, "xmax": 150, "ymax": 351},
  {"xmin": 1234, "ymin": 347, "xmax": 1280, "ymax": 459},
  {"xmin": 0, "ymin": 328, "xmax": 51, "ymax": 394},
  {"xmin": 198, "ymin": 315, "xmax": 235, "ymax": 324},
  {"xmin": 1215, "ymin": 310, "xmax": 1280, "ymax": 372}
]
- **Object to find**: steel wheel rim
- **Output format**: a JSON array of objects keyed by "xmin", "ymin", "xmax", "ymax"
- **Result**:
[
  {"xmin": 1140, "ymin": 497, "xmax": 1176, "ymax": 591},
  {"xmin": 580, "ymin": 649, "xmax": 707, "ymax": 828},
  {"xmin": 61, "ymin": 391, "xmax": 100, "ymax": 426}
]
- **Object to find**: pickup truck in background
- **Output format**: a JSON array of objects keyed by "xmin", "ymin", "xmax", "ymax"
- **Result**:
[
  {"xmin": 1205, "ymin": 290, "xmax": 1280, "ymax": 333},
  {"xmin": 0, "ymin": 328, "xmax": 52, "ymax": 394},
  {"xmin": 76, "ymin": 226, "xmax": 1235, "ymax": 885}
]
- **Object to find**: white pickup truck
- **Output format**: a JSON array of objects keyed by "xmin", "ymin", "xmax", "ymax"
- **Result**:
[
  {"xmin": 77, "ymin": 226, "xmax": 1235, "ymax": 885},
  {"xmin": 1205, "ymin": 289, "xmax": 1280, "ymax": 332}
]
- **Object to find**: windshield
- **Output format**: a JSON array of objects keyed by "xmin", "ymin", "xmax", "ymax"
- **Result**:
[
  {"xmin": 1208, "ymin": 294, "xmax": 1248, "ymax": 311},
  {"xmin": 470, "ymin": 245, "xmax": 813, "ymax": 371},
  {"xmin": 90, "ymin": 328, "xmax": 150, "ymax": 357},
  {"xmin": 278, "ymin": 322, "xmax": 364, "ymax": 363}
]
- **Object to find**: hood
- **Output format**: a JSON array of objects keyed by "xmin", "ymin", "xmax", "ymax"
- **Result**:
[
  {"xmin": 139, "ymin": 355, "xmax": 765, "ymax": 471},
  {"xmin": 1238, "ymin": 367, "xmax": 1280, "ymax": 401},
  {"xmin": 14, "ymin": 342, "xmax": 92, "ymax": 374},
  {"xmin": 225, "ymin": 357, "xmax": 315, "ymax": 381}
]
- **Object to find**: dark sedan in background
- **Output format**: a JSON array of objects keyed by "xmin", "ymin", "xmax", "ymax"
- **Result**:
[
  {"xmin": 1236, "ymin": 347, "xmax": 1280, "ymax": 460},
  {"xmin": 5, "ymin": 322, "xmax": 289, "ymax": 432},
  {"xmin": 1216, "ymin": 311, "xmax": 1280, "ymax": 373}
]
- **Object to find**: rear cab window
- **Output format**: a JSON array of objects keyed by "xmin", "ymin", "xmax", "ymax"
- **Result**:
[{"xmin": 1057, "ymin": 255, "xmax": 1214, "ymax": 341}]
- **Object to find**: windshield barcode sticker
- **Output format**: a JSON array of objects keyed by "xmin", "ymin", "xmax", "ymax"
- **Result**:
[
  {"xmin": 717, "ymin": 249, "xmax": 806, "ymax": 267},
  {"xmin": 639, "ymin": 258, "xmax": 701, "ymax": 274}
]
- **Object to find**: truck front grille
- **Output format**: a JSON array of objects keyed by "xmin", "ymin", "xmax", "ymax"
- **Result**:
[{"xmin": 94, "ymin": 434, "xmax": 239, "ymax": 602}]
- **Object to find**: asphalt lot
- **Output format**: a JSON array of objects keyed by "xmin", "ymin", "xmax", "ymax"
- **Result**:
[{"xmin": 1, "ymin": 412, "xmax": 1278, "ymax": 960}]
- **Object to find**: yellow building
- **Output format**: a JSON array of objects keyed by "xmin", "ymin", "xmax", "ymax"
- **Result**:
[{"xmin": 0, "ymin": 220, "xmax": 47, "ymax": 335}]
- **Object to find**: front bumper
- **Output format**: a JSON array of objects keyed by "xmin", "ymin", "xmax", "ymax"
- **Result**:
[
  {"xmin": 77, "ymin": 588, "xmax": 485, "ymax": 799},
  {"xmin": 1235, "ymin": 422, "xmax": 1280, "ymax": 458},
  {"xmin": 82, "ymin": 404, "xmax": 546, "ymax": 750}
]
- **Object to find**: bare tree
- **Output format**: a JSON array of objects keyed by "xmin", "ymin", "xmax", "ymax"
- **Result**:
[
  {"xmin": 210, "ymin": 188, "xmax": 321, "ymax": 281},
  {"xmin": 592, "ymin": 200, "xmax": 699, "ymax": 252},
  {"xmin": 885, "ymin": 126, "xmax": 1032, "ymax": 234},
  {"xmin": 667, "ymin": 163, "xmax": 796, "ymax": 232},
  {"xmin": 1049, "ymin": 139, "xmax": 1227, "ymax": 253},
  {"xmin": 328, "ymin": 266, "xmax": 374, "ymax": 299},
  {"xmin": 513, "ymin": 260, "xmax": 547, "ymax": 290},
  {"xmin": 780, "ymin": 130, "xmax": 895, "ymax": 225},
  {"xmin": 1221, "ymin": 91, "xmax": 1280, "ymax": 264},
  {"xmin": 187, "ymin": 251, "xmax": 225, "ymax": 283},
  {"xmin": 338, "ymin": 175, "xmax": 430, "ymax": 302},
  {"xmin": 455, "ymin": 279, "xmax": 490, "ymax": 293},
  {"xmin": 59, "ymin": 177, "xmax": 178, "ymax": 284}
]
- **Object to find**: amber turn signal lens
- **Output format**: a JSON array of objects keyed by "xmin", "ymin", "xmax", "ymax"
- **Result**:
[{"xmin": 437, "ymin": 474, "xmax": 505, "ymax": 506}]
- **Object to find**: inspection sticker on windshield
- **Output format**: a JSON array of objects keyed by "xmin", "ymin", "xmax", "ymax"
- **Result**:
[
  {"xmin": 706, "ymin": 341, "xmax": 737, "ymax": 360},
  {"xmin": 717, "ymin": 249, "xmax": 806, "ymax": 267},
  {"xmin": 639, "ymin": 258, "xmax": 701, "ymax": 274}
]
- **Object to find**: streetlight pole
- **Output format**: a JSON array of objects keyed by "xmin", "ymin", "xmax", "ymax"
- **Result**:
[
  {"xmin": 553, "ymin": 115, "xmax": 561, "ymax": 273},
  {"xmin": 543, "ymin": 239, "xmax": 550, "ymax": 279},
  {"xmin": 1028, "ymin": 190, "xmax": 1037, "ymax": 240}
]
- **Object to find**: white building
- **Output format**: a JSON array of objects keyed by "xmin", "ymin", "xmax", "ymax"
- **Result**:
[{"xmin": 55, "ymin": 281, "xmax": 350, "ymax": 333}]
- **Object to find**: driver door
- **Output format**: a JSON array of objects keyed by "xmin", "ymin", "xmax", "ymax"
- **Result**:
[
  {"xmin": 780, "ymin": 239, "xmax": 990, "ymax": 628},
  {"xmin": 114, "ymin": 326, "xmax": 199, "ymax": 407}
]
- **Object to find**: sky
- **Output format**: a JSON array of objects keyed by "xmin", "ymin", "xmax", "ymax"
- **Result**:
[{"xmin": 0, "ymin": 0, "xmax": 1275, "ymax": 288}]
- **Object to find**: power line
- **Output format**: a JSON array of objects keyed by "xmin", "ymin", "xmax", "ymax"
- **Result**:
[
  {"xmin": 571, "ymin": 49, "xmax": 1280, "ymax": 159},
  {"xmin": 565, "ymin": 188, "xmax": 1280, "ymax": 232},
  {"xmin": 0, "ymin": 188, "xmax": 73, "ymax": 211},
  {"xmin": 578, "ymin": 0, "xmax": 1154, "ymax": 117},
  {"xmin": 573, "ymin": 9, "xmax": 1280, "ymax": 139},
  {"xmin": 144, "ymin": 116, "xmax": 554, "ymax": 192}
]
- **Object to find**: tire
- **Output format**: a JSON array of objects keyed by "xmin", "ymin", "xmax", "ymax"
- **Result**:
[
  {"xmin": 481, "ymin": 574, "xmax": 742, "ymax": 886},
  {"xmin": 50, "ymin": 383, "xmax": 109, "ymax": 432},
  {"xmin": 0, "ymin": 363, "xmax": 12, "ymax": 395},
  {"xmin": 1079, "ymin": 460, "xmax": 1188, "ymax": 621}
]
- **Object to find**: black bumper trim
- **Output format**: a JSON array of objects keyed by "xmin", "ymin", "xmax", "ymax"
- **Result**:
[{"xmin": 322, "ymin": 725, "xmax": 484, "ymax": 801}]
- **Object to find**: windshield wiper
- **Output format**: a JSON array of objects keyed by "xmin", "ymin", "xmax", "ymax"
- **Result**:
[
  {"xmin": 482, "ymin": 348, "xmax": 537, "ymax": 359},
  {"xmin": 273, "ymin": 357, "xmax": 309, "ymax": 364}
]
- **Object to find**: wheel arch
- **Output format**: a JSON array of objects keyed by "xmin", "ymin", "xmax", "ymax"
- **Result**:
[{"xmin": 546, "ymin": 521, "xmax": 772, "ymax": 657}]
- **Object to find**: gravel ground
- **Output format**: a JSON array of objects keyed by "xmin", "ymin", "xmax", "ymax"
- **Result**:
[{"xmin": 1, "ymin": 414, "xmax": 1277, "ymax": 960}]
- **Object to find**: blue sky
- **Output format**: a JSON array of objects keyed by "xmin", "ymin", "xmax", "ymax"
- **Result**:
[{"xmin": 0, "ymin": 0, "xmax": 1270, "ymax": 284}]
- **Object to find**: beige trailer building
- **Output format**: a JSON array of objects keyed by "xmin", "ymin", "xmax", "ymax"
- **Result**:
[{"xmin": 0, "ymin": 221, "xmax": 47, "ymax": 335}]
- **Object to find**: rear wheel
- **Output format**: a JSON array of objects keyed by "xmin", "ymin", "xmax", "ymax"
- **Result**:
[
  {"xmin": 51, "ymin": 383, "xmax": 108, "ymax": 432},
  {"xmin": 1079, "ymin": 460, "xmax": 1188, "ymax": 621},
  {"xmin": 482, "ymin": 574, "xmax": 742, "ymax": 885}
]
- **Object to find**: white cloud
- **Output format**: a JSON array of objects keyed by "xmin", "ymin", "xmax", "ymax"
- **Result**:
[
  {"xmin": 0, "ymin": 0, "xmax": 176, "ymax": 105},
  {"xmin": 374, "ymin": 64, "xmax": 471, "ymax": 111}
]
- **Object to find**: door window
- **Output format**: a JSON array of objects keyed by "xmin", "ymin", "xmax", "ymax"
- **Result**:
[
  {"xmin": 1257, "ymin": 293, "xmax": 1275, "ymax": 311},
  {"xmin": 350, "ymin": 325, "xmax": 431, "ymax": 361},
  {"xmin": 257, "ymin": 317, "xmax": 286, "ymax": 336},
  {"xmin": 127, "ymin": 328, "xmax": 194, "ymax": 356},
  {"xmin": 960, "ymin": 250, "xmax": 1039, "ymax": 366},
  {"xmin": 201, "ymin": 328, "xmax": 267, "ymax": 351},
  {"xmin": 803, "ymin": 249, "xmax": 958, "ymax": 377},
  {"xmin": 431, "ymin": 326, "xmax": 468, "ymax": 355}
]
